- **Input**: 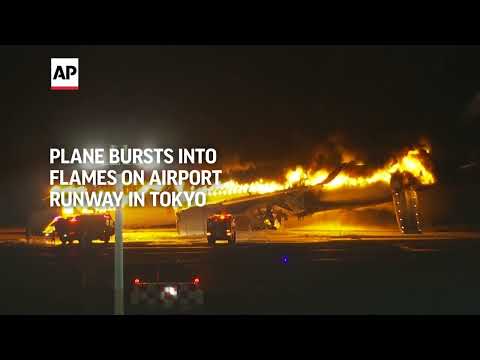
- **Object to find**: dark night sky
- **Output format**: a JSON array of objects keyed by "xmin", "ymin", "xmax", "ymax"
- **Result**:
[{"xmin": 1, "ymin": 45, "xmax": 480, "ymax": 225}]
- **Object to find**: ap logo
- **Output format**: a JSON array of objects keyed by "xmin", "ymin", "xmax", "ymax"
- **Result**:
[{"xmin": 50, "ymin": 58, "xmax": 79, "ymax": 90}]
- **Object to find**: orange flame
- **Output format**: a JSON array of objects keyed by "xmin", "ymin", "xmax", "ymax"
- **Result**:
[
  {"xmin": 197, "ymin": 147, "xmax": 434, "ymax": 200},
  {"xmin": 46, "ymin": 146, "xmax": 435, "ymax": 218}
]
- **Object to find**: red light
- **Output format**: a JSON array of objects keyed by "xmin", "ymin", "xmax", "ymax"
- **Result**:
[
  {"xmin": 193, "ymin": 277, "xmax": 200, "ymax": 286},
  {"xmin": 69, "ymin": 218, "xmax": 78, "ymax": 223},
  {"xmin": 134, "ymin": 278, "xmax": 141, "ymax": 285}
]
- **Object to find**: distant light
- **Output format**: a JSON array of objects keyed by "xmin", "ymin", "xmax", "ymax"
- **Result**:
[
  {"xmin": 164, "ymin": 286, "xmax": 177, "ymax": 297},
  {"xmin": 193, "ymin": 277, "xmax": 200, "ymax": 286},
  {"xmin": 282, "ymin": 256, "xmax": 288, "ymax": 264},
  {"xmin": 134, "ymin": 278, "xmax": 141, "ymax": 285}
]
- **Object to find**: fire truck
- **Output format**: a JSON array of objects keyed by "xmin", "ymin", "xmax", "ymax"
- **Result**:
[
  {"xmin": 50, "ymin": 214, "xmax": 115, "ymax": 245},
  {"xmin": 206, "ymin": 213, "xmax": 237, "ymax": 246}
]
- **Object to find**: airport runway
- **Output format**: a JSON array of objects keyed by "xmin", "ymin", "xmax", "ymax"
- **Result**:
[
  {"xmin": 6, "ymin": 227, "xmax": 480, "ymax": 246},
  {"xmin": 2, "ymin": 227, "xmax": 480, "ymax": 314}
]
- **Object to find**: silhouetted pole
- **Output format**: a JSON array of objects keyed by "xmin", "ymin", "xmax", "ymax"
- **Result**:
[{"xmin": 112, "ymin": 145, "xmax": 126, "ymax": 315}]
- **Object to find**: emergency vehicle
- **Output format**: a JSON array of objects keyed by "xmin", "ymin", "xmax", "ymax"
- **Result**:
[
  {"xmin": 206, "ymin": 213, "xmax": 237, "ymax": 246},
  {"xmin": 49, "ymin": 214, "xmax": 115, "ymax": 245}
]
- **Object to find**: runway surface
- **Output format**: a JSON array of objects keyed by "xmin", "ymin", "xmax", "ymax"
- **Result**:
[
  {"xmin": 2, "ymin": 227, "xmax": 480, "ymax": 314},
  {"xmin": 5, "ymin": 227, "xmax": 480, "ymax": 246}
]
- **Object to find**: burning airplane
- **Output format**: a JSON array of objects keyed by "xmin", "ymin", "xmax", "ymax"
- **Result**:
[
  {"xmin": 176, "ymin": 147, "xmax": 435, "ymax": 235},
  {"xmin": 35, "ymin": 146, "xmax": 435, "ymax": 237}
]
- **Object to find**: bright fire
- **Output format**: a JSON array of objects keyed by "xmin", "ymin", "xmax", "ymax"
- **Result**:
[
  {"xmin": 46, "ymin": 147, "xmax": 435, "ymax": 218},
  {"xmin": 196, "ymin": 148, "xmax": 434, "ymax": 199}
]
